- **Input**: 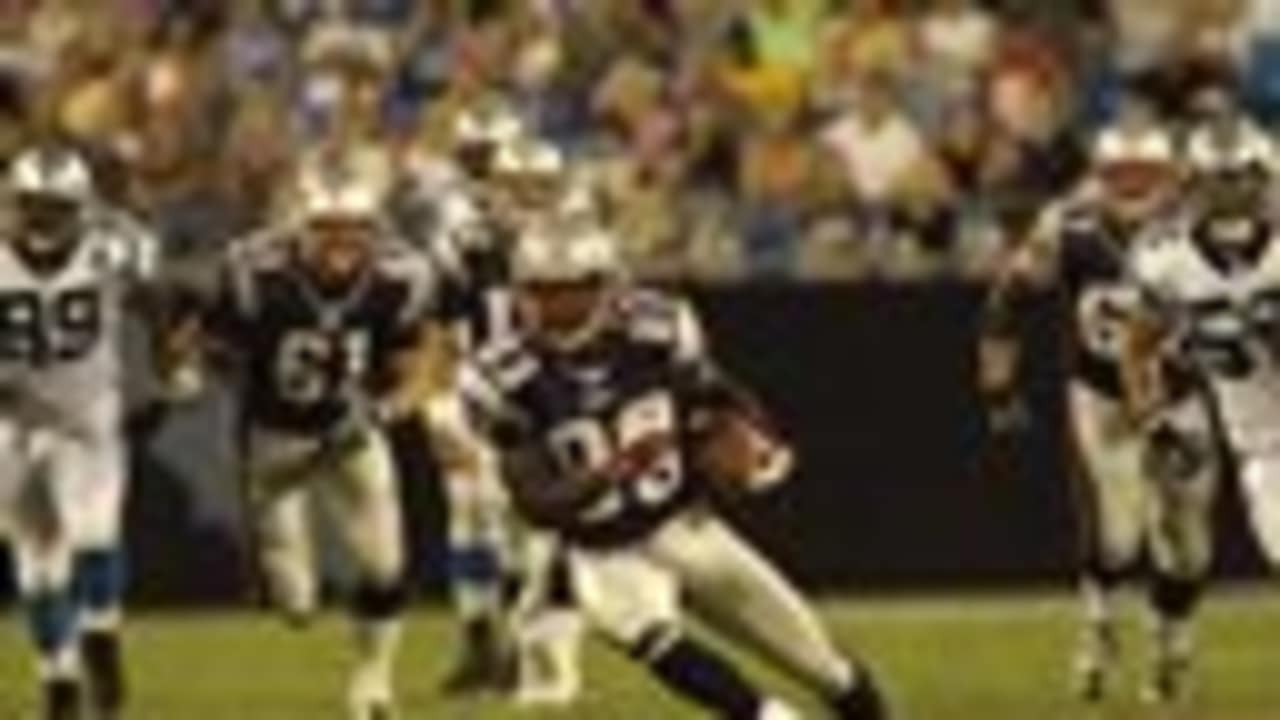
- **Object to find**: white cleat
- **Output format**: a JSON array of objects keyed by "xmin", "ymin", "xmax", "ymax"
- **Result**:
[
  {"xmin": 758, "ymin": 697, "xmax": 804, "ymax": 720},
  {"xmin": 512, "ymin": 638, "xmax": 581, "ymax": 707},
  {"xmin": 512, "ymin": 610, "xmax": 583, "ymax": 708},
  {"xmin": 1072, "ymin": 622, "xmax": 1119, "ymax": 702},
  {"xmin": 348, "ymin": 670, "xmax": 397, "ymax": 720}
]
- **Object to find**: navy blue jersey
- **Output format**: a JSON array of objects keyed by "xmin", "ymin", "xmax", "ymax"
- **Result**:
[
  {"xmin": 1049, "ymin": 203, "xmax": 1147, "ymax": 397},
  {"xmin": 207, "ymin": 233, "xmax": 436, "ymax": 433},
  {"xmin": 465, "ymin": 287, "xmax": 730, "ymax": 547}
]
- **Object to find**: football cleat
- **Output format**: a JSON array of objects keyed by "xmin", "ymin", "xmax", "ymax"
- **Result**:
[
  {"xmin": 1072, "ymin": 622, "xmax": 1119, "ymax": 702},
  {"xmin": 1141, "ymin": 654, "xmax": 1192, "ymax": 705},
  {"xmin": 512, "ymin": 619, "xmax": 582, "ymax": 708},
  {"xmin": 1142, "ymin": 623, "xmax": 1194, "ymax": 704},
  {"xmin": 81, "ymin": 630, "xmax": 126, "ymax": 719},
  {"xmin": 440, "ymin": 618, "xmax": 515, "ymax": 696},
  {"xmin": 348, "ymin": 669, "xmax": 397, "ymax": 720},
  {"xmin": 43, "ymin": 677, "xmax": 82, "ymax": 720},
  {"xmin": 759, "ymin": 698, "xmax": 804, "ymax": 720}
]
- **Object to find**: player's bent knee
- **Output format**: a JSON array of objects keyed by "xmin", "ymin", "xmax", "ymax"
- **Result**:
[
  {"xmin": 1150, "ymin": 573, "xmax": 1204, "ymax": 620},
  {"xmin": 351, "ymin": 580, "xmax": 407, "ymax": 621}
]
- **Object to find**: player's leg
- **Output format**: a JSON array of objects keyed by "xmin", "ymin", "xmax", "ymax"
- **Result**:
[
  {"xmin": 656, "ymin": 512, "xmax": 887, "ymax": 720},
  {"xmin": 508, "ymin": 530, "xmax": 583, "ymax": 706},
  {"xmin": 247, "ymin": 431, "xmax": 322, "ymax": 622},
  {"xmin": 570, "ymin": 539, "xmax": 798, "ymax": 719},
  {"xmin": 1067, "ymin": 384, "xmax": 1149, "ymax": 698},
  {"xmin": 423, "ymin": 395, "xmax": 514, "ymax": 693},
  {"xmin": 320, "ymin": 430, "xmax": 408, "ymax": 720},
  {"xmin": 1141, "ymin": 403, "xmax": 1220, "ymax": 703},
  {"xmin": 8, "ymin": 429, "xmax": 85, "ymax": 719},
  {"xmin": 1237, "ymin": 449, "xmax": 1280, "ymax": 567},
  {"xmin": 60, "ymin": 422, "xmax": 130, "ymax": 719}
]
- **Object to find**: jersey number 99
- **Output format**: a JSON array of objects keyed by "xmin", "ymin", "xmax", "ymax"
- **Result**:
[{"xmin": 0, "ymin": 288, "xmax": 102, "ymax": 365}]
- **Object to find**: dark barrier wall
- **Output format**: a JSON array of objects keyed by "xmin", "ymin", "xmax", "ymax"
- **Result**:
[
  {"xmin": 2, "ymin": 283, "xmax": 1268, "ymax": 603},
  {"xmin": 691, "ymin": 283, "xmax": 1266, "ymax": 590}
]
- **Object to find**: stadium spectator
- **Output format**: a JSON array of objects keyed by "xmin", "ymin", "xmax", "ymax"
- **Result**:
[{"xmin": 820, "ymin": 72, "xmax": 952, "ymax": 275}]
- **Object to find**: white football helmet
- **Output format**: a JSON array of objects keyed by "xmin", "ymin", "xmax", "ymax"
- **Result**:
[
  {"xmin": 490, "ymin": 137, "xmax": 567, "ymax": 223},
  {"xmin": 1089, "ymin": 125, "xmax": 1179, "ymax": 221},
  {"xmin": 9, "ymin": 146, "xmax": 94, "ymax": 203},
  {"xmin": 292, "ymin": 161, "xmax": 385, "ymax": 284},
  {"xmin": 511, "ymin": 214, "xmax": 622, "ymax": 351},
  {"xmin": 7, "ymin": 146, "xmax": 94, "ymax": 260},
  {"xmin": 1185, "ymin": 120, "xmax": 1276, "ymax": 228},
  {"xmin": 452, "ymin": 103, "xmax": 524, "ymax": 180}
]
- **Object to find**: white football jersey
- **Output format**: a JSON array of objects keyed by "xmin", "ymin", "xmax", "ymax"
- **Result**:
[
  {"xmin": 1132, "ymin": 220, "xmax": 1280, "ymax": 452},
  {"xmin": 0, "ymin": 209, "xmax": 156, "ymax": 433}
]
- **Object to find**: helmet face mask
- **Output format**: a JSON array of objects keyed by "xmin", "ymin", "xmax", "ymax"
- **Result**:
[
  {"xmin": 516, "ymin": 277, "xmax": 613, "ymax": 351},
  {"xmin": 301, "ymin": 214, "xmax": 376, "ymax": 287},
  {"xmin": 15, "ymin": 191, "xmax": 82, "ymax": 260},
  {"xmin": 1197, "ymin": 165, "xmax": 1266, "ymax": 222}
]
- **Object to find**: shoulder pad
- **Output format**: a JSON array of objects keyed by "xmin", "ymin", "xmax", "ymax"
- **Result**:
[
  {"xmin": 618, "ymin": 288, "xmax": 686, "ymax": 346},
  {"xmin": 375, "ymin": 240, "xmax": 439, "ymax": 322},
  {"xmin": 473, "ymin": 332, "xmax": 540, "ymax": 394}
]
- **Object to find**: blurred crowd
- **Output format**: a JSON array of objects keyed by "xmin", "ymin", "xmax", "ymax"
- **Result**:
[{"xmin": 0, "ymin": 0, "xmax": 1278, "ymax": 281}]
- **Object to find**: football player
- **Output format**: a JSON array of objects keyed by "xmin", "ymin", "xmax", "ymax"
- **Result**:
[
  {"xmin": 422, "ymin": 124, "xmax": 592, "ymax": 702},
  {"xmin": 461, "ymin": 212, "xmax": 889, "ymax": 720},
  {"xmin": 408, "ymin": 106, "xmax": 525, "ymax": 695},
  {"xmin": 1131, "ymin": 121, "xmax": 1280, "ymax": 583},
  {"xmin": 162, "ymin": 164, "xmax": 450, "ymax": 720},
  {"xmin": 979, "ymin": 106, "xmax": 1221, "ymax": 702},
  {"xmin": 0, "ymin": 145, "xmax": 158, "ymax": 720}
]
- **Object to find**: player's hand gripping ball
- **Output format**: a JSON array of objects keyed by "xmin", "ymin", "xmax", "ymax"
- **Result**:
[{"xmin": 693, "ymin": 408, "xmax": 793, "ymax": 493}]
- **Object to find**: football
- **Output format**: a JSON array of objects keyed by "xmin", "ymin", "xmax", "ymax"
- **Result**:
[{"xmin": 693, "ymin": 408, "xmax": 792, "ymax": 493}]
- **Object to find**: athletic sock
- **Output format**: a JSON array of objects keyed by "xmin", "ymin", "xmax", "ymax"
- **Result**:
[
  {"xmin": 636, "ymin": 628, "xmax": 763, "ymax": 719},
  {"xmin": 350, "ymin": 582, "xmax": 406, "ymax": 703},
  {"xmin": 830, "ymin": 664, "xmax": 888, "ymax": 720}
]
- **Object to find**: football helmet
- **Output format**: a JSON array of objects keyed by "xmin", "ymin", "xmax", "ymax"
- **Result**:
[
  {"xmin": 511, "ymin": 213, "xmax": 621, "ymax": 352},
  {"xmin": 452, "ymin": 103, "xmax": 524, "ymax": 181},
  {"xmin": 293, "ymin": 162, "xmax": 384, "ymax": 287},
  {"xmin": 7, "ymin": 146, "xmax": 94, "ymax": 267},
  {"xmin": 1089, "ymin": 125, "xmax": 1179, "ymax": 223},
  {"xmin": 1185, "ymin": 120, "xmax": 1275, "ymax": 228}
]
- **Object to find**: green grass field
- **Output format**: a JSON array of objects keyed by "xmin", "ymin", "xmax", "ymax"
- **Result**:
[{"xmin": 3, "ymin": 588, "xmax": 1279, "ymax": 719}]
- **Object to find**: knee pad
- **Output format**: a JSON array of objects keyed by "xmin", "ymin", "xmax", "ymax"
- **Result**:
[
  {"xmin": 74, "ymin": 548, "xmax": 125, "ymax": 613},
  {"xmin": 25, "ymin": 589, "xmax": 79, "ymax": 655},
  {"xmin": 1150, "ymin": 573, "xmax": 1203, "ymax": 621},
  {"xmin": 1082, "ymin": 550, "xmax": 1129, "ymax": 588},
  {"xmin": 351, "ymin": 581, "xmax": 407, "ymax": 622},
  {"xmin": 450, "ymin": 544, "xmax": 502, "ymax": 584}
]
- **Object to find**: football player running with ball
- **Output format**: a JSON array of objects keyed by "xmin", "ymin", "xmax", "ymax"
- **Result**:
[
  {"xmin": 160, "ymin": 162, "xmax": 452, "ymax": 720},
  {"xmin": 461, "ymin": 210, "xmax": 889, "ymax": 719}
]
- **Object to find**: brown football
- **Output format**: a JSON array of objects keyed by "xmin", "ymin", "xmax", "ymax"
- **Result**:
[{"xmin": 695, "ymin": 410, "xmax": 789, "ymax": 491}]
